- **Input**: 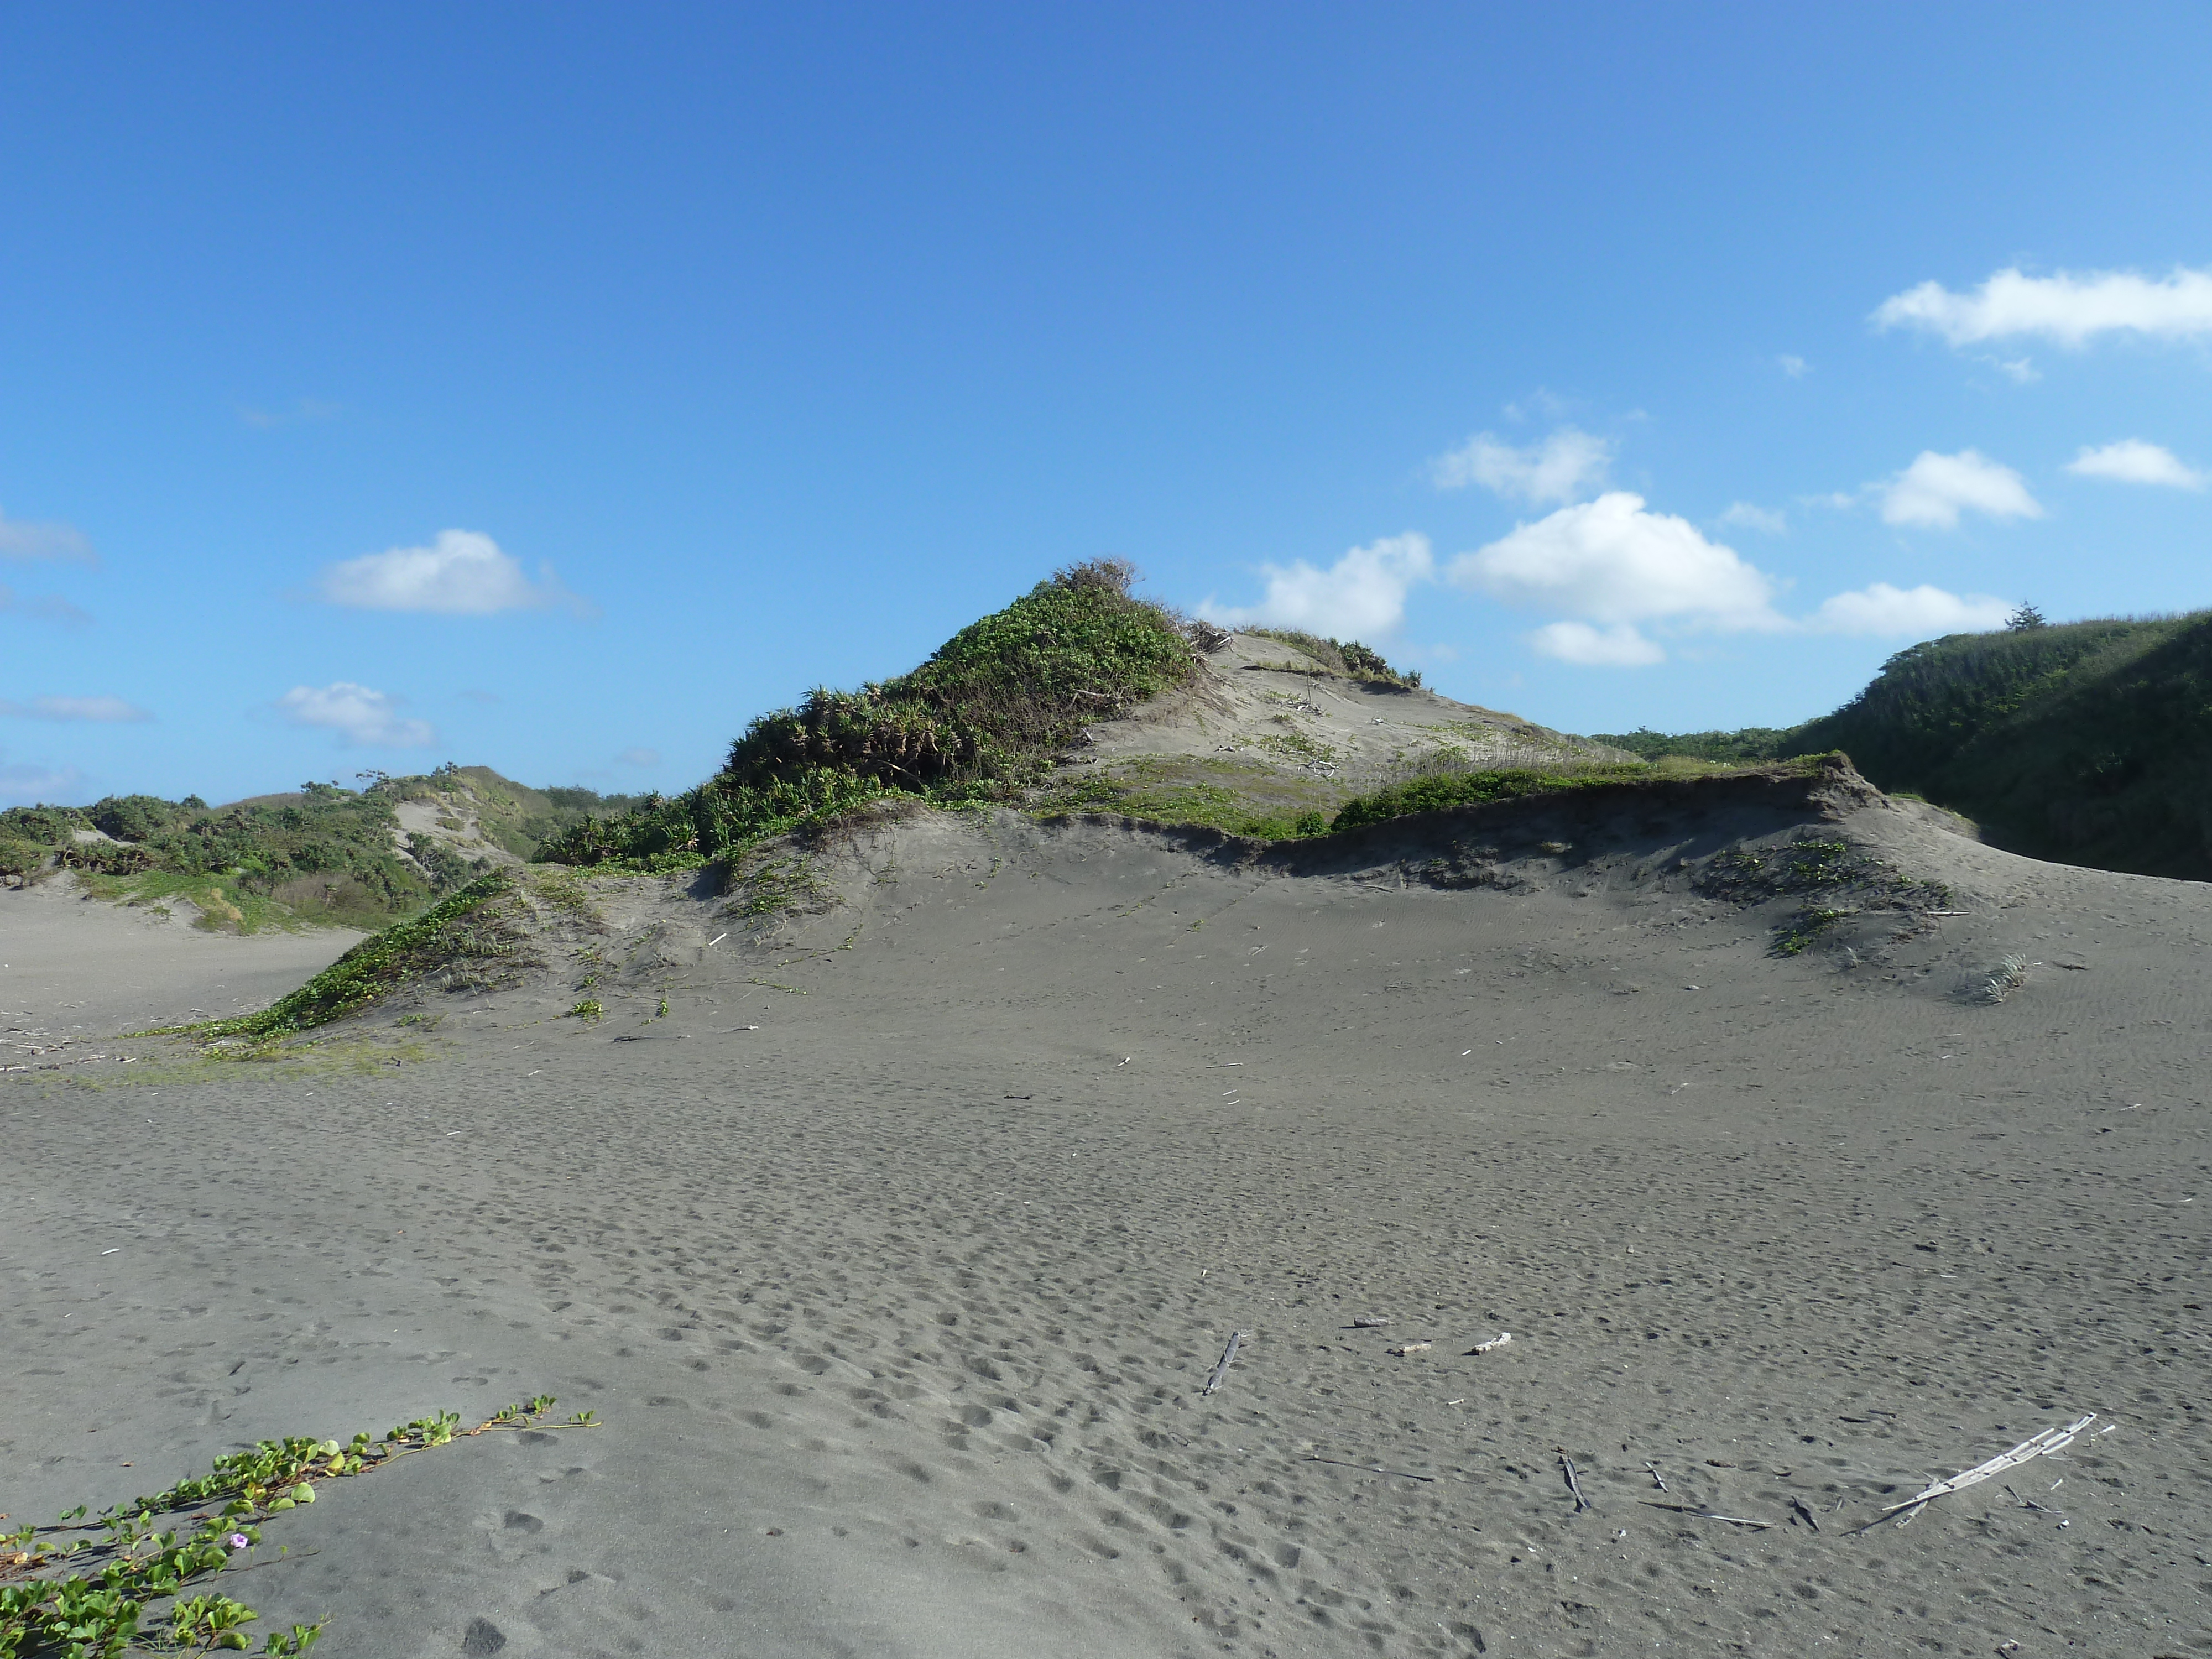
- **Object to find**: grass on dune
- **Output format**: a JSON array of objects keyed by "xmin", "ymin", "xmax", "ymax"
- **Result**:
[{"xmin": 536, "ymin": 560, "xmax": 1199, "ymax": 872}]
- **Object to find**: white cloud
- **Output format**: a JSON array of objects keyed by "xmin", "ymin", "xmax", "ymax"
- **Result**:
[
  {"xmin": 1777, "ymin": 354, "xmax": 1809, "ymax": 378},
  {"xmin": 1879, "ymin": 450, "xmax": 2043, "ymax": 529},
  {"xmin": 2065, "ymin": 439, "xmax": 2205, "ymax": 490},
  {"xmin": 1874, "ymin": 265, "xmax": 2212, "ymax": 347},
  {"xmin": 0, "ymin": 508, "xmax": 95, "ymax": 564},
  {"xmin": 1430, "ymin": 427, "xmax": 1612, "ymax": 505},
  {"xmin": 0, "ymin": 585, "xmax": 92, "ymax": 627},
  {"xmin": 317, "ymin": 529, "xmax": 590, "ymax": 615},
  {"xmin": 278, "ymin": 683, "xmax": 436, "ymax": 748},
  {"xmin": 1198, "ymin": 533, "xmax": 1433, "ymax": 639},
  {"xmin": 1718, "ymin": 502, "xmax": 1787, "ymax": 535},
  {"xmin": 0, "ymin": 695, "xmax": 151, "ymax": 722},
  {"xmin": 1528, "ymin": 621, "xmax": 1665, "ymax": 667},
  {"xmin": 1809, "ymin": 583, "xmax": 2012, "ymax": 637},
  {"xmin": 1448, "ymin": 493, "xmax": 1785, "ymax": 641}
]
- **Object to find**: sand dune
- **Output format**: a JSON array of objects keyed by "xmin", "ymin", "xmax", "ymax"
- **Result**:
[{"xmin": 7, "ymin": 774, "xmax": 2211, "ymax": 1656}]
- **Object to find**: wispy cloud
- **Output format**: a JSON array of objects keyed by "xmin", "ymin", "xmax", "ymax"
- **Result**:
[
  {"xmin": 0, "ymin": 508, "xmax": 96, "ymax": 565},
  {"xmin": 2065, "ymin": 439, "xmax": 2205, "ymax": 491},
  {"xmin": 1526, "ymin": 621, "xmax": 1666, "ymax": 667},
  {"xmin": 1809, "ymin": 583, "xmax": 2011, "ymax": 637},
  {"xmin": 0, "ymin": 695, "xmax": 150, "ymax": 722},
  {"xmin": 1777, "ymin": 354, "xmax": 1810, "ymax": 379},
  {"xmin": 238, "ymin": 398, "xmax": 342, "ymax": 430},
  {"xmin": 1875, "ymin": 265, "xmax": 2212, "ymax": 347},
  {"xmin": 1198, "ymin": 533, "xmax": 1433, "ymax": 639},
  {"xmin": 1430, "ymin": 427, "xmax": 1612, "ymax": 507},
  {"xmin": 278, "ymin": 682, "xmax": 436, "ymax": 748},
  {"xmin": 317, "ymin": 530, "xmax": 593, "ymax": 616},
  {"xmin": 1880, "ymin": 450, "xmax": 2042, "ymax": 530},
  {"xmin": 0, "ymin": 585, "xmax": 92, "ymax": 627},
  {"xmin": 1717, "ymin": 502, "xmax": 1787, "ymax": 535}
]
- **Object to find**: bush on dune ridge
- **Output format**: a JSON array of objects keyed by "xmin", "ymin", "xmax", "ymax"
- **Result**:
[
  {"xmin": 536, "ymin": 560, "xmax": 1197, "ymax": 871},
  {"xmin": 1793, "ymin": 610, "xmax": 2212, "ymax": 878}
]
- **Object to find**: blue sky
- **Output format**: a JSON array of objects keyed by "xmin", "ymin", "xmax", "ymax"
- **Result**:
[{"xmin": 5, "ymin": 4, "xmax": 2210, "ymax": 806}]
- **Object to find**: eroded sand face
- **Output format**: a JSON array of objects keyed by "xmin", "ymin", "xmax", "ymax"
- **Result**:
[{"xmin": 6, "ymin": 805, "xmax": 2210, "ymax": 1657}]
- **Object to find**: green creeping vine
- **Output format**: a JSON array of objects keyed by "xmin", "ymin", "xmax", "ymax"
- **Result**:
[
  {"xmin": 1, "ymin": 1397, "xmax": 597, "ymax": 1658},
  {"xmin": 149, "ymin": 872, "xmax": 521, "ymax": 1048}
]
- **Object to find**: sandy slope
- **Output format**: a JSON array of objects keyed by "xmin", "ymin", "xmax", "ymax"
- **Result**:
[
  {"xmin": 1, "ymin": 876, "xmax": 363, "ymax": 1058},
  {"xmin": 7, "ymin": 781, "xmax": 2212, "ymax": 1657}
]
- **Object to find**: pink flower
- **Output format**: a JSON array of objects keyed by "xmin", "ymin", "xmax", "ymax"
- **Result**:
[{"xmin": 227, "ymin": 1533, "xmax": 250, "ymax": 1550}]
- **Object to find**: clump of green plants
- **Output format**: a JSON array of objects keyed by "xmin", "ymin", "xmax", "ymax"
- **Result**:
[
  {"xmin": 1973, "ymin": 954, "xmax": 2031, "ymax": 1003},
  {"xmin": 1241, "ymin": 629, "xmax": 1422, "ymax": 689},
  {"xmin": 1693, "ymin": 836, "xmax": 1950, "ymax": 956},
  {"xmin": 1031, "ymin": 754, "xmax": 1338, "ymax": 840},
  {"xmin": 537, "ymin": 561, "xmax": 1196, "ymax": 872},
  {"xmin": 1329, "ymin": 764, "xmax": 1658, "ymax": 831},
  {"xmin": 0, "ymin": 1397, "xmax": 595, "ymax": 1657},
  {"xmin": 566, "ymin": 998, "xmax": 603, "ymax": 1021},
  {"xmin": 1589, "ymin": 726, "xmax": 1801, "ymax": 764},
  {"xmin": 154, "ymin": 873, "xmax": 525, "ymax": 1048}
]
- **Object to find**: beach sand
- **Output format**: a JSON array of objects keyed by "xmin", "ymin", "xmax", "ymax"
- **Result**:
[{"xmin": 6, "ymin": 785, "xmax": 2210, "ymax": 1656}]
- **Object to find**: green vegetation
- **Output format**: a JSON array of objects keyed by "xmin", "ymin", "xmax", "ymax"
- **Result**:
[
  {"xmin": 1242, "ymin": 629, "xmax": 1422, "ymax": 688},
  {"xmin": 0, "ymin": 769, "xmax": 646, "ymax": 931},
  {"xmin": 1033, "ymin": 754, "xmax": 1342, "ymax": 841},
  {"xmin": 1590, "ymin": 727, "xmax": 1798, "ymax": 764},
  {"xmin": 1693, "ymin": 834, "xmax": 1950, "ymax": 956},
  {"xmin": 158, "ymin": 872, "xmax": 526, "ymax": 1047},
  {"xmin": 1329, "ymin": 761, "xmax": 1715, "ymax": 832},
  {"xmin": 538, "ymin": 560, "xmax": 1196, "ymax": 871},
  {"xmin": 1592, "ymin": 612, "xmax": 2212, "ymax": 880},
  {"xmin": 1785, "ymin": 612, "xmax": 2212, "ymax": 877},
  {"xmin": 1, "ymin": 1398, "xmax": 594, "ymax": 1658}
]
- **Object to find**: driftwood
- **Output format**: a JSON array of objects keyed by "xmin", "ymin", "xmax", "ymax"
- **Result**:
[
  {"xmin": 1351, "ymin": 1316, "xmax": 1390, "ymax": 1328},
  {"xmin": 1644, "ymin": 1461, "xmax": 1668, "ymax": 1492},
  {"xmin": 1881, "ymin": 1414, "xmax": 2096, "ymax": 1524},
  {"xmin": 1642, "ymin": 1501, "xmax": 1772, "ymax": 1529},
  {"xmin": 1467, "ymin": 1332, "xmax": 1512, "ymax": 1355},
  {"xmin": 1387, "ymin": 1341, "xmax": 1433, "ymax": 1356},
  {"xmin": 1558, "ymin": 1453, "xmax": 1592, "ymax": 1512},
  {"xmin": 1202, "ymin": 1332, "xmax": 1242, "ymax": 1395}
]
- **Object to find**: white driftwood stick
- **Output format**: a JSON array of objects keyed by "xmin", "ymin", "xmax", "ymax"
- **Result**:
[
  {"xmin": 1559, "ymin": 1453, "xmax": 1592, "ymax": 1511},
  {"xmin": 1351, "ymin": 1316, "xmax": 1390, "ymax": 1328},
  {"xmin": 1882, "ymin": 1415, "xmax": 2096, "ymax": 1513},
  {"xmin": 1388, "ymin": 1341, "xmax": 1433, "ymax": 1356},
  {"xmin": 1202, "ymin": 1332, "xmax": 1242, "ymax": 1395},
  {"xmin": 1468, "ymin": 1332, "xmax": 1512, "ymax": 1355}
]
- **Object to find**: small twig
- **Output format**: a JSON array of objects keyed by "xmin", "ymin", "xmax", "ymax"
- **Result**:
[
  {"xmin": 1641, "ymin": 1501, "xmax": 1771, "ymax": 1529},
  {"xmin": 1305, "ymin": 1455, "xmax": 1434, "ymax": 1483},
  {"xmin": 1644, "ymin": 1460, "xmax": 1668, "ymax": 1492},
  {"xmin": 1559, "ymin": 1452, "xmax": 1592, "ymax": 1512},
  {"xmin": 1202, "ymin": 1332, "xmax": 1242, "ymax": 1395},
  {"xmin": 1789, "ymin": 1497, "xmax": 1821, "ymax": 1532}
]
